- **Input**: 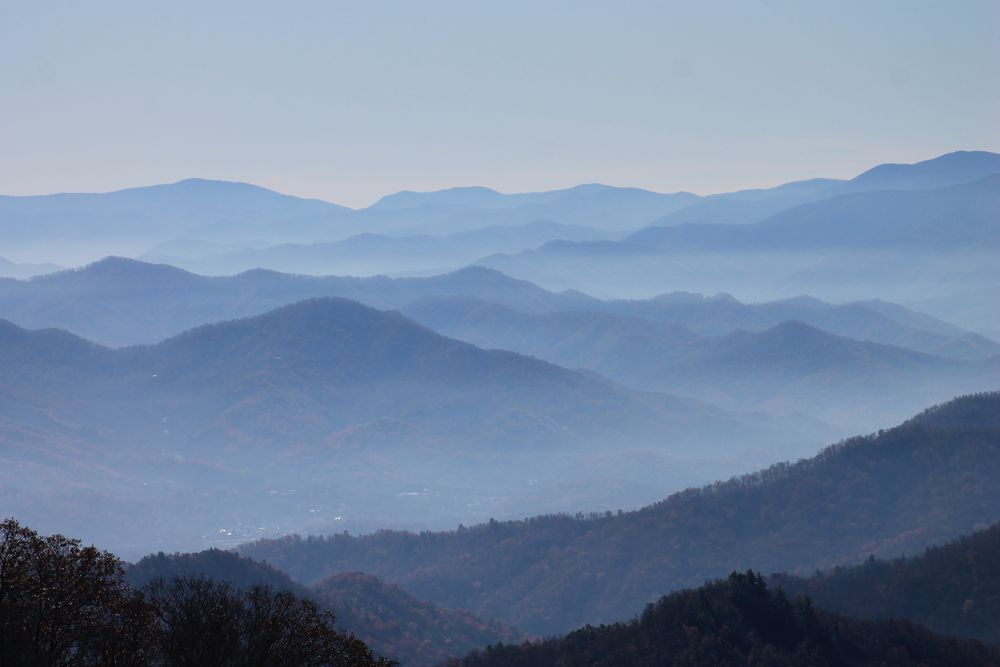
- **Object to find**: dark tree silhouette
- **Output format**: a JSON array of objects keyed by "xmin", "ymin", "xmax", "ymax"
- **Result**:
[
  {"xmin": 145, "ymin": 576, "xmax": 392, "ymax": 667},
  {"xmin": 0, "ymin": 518, "xmax": 152, "ymax": 666},
  {"xmin": 0, "ymin": 519, "xmax": 392, "ymax": 666},
  {"xmin": 453, "ymin": 571, "xmax": 1000, "ymax": 667}
]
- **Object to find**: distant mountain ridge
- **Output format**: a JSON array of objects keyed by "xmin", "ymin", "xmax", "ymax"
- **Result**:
[
  {"xmin": 0, "ymin": 256, "xmax": 64, "ymax": 279},
  {"xmin": 3, "ymin": 256, "xmax": 995, "ymax": 435},
  {"xmin": 4, "ymin": 150, "xmax": 997, "ymax": 272},
  {"xmin": 403, "ymin": 296, "xmax": 1000, "ymax": 433},
  {"xmin": 848, "ymin": 150, "xmax": 1000, "ymax": 191},
  {"xmin": 0, "ymin": 257, "xmax": 597, "ymax": 346},
  {"xmin": 2, "ymin": 257, "xmax": 990, "ymax": 358},
  {"xmin": 143, "ymin": 220, "xmax": 614, "ymax": 277},
  {"xmin": 619, "ymin": 174, "xmax": 1000, "ymax": 252},
  {"xmin": 0, "ymin": 178, "xmax": 359, "ymax": 262},
  {"xmin": 649, "ymin": 150, "xmax": 1000, "ymax": 228},
  {"xmin": 476, "ymin": 153, "xmax": 1000, "ymax": 303}
]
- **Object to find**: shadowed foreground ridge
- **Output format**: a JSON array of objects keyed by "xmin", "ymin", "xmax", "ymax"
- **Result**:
[
  {"xmin": 451, "ymin": 571, "xmax": 1000, "ymax": 667},
  {"xmin": 771, "ymin": 520, "xmax": 1000, "ymax": 644}
]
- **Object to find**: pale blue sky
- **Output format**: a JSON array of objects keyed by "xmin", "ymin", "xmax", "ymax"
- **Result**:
[{"xmin": 1, "ymin": 0, "xmax": 998, "ymax": 207}]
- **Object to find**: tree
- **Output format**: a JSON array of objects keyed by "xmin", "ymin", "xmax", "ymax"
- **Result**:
[
  {"xmin": 0, "ymin": 518, "xmax": 394, "ymax": 666},
  {"xmin": 0, "ymin": 517, "xmax": 152, "ymax": 665},
  {"xmin": 145, "ymin": 576, "xmax": 394, "ymax": 667}
]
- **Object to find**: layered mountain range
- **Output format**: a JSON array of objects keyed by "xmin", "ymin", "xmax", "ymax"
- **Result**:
[
  {"xmin": 2, "ymin": 152, "xmax": 996, "ymax": 343},
  {"xmin": 113, "ymin": 393, "xmax": 1000, "ymax": 664},
  {"xmin": 2, "ymin": 150, "xmax": 999, "ymax": 664},
  {"xmin": 3, "ymin": 296, "xmax": 812, "ymax": 558},
  {"xmin": 1, "ymin": 257, "xmax": 994, "ymax": 437}
]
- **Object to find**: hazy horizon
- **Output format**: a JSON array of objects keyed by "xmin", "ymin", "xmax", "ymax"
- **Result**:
[
  {"xmin": 0, "ymin": 148, "xmax": 994, "ymax": 211},
  {"xmin": 3, "ymin": 1, "xmax": 998, "ymax": 207}
]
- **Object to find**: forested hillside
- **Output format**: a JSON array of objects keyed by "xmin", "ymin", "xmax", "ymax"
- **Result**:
[
  {"xmin": 314, "ymin": 573, "xmax": 520, "ymax": 667},
  {"xmin": 452, "ymin": 572, "xmax": 1000, "ymax": 667},
  {"xmin": 243, "ymin": 392, "xmax": 1000, "ymax": 634},
  {"xmin": 771, "ymin": 522, "xmax": 1000, "ymax": 644}
]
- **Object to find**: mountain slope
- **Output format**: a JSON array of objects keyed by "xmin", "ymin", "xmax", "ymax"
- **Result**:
[
  {"xmin": 2, "ymin": 256, "xmax": 989, "ymax": 359},
  {"xmin": 476, "ymin": 154, "xmax": 1000, "ymax": 301},
  {"xmin": 848, "ymin": 150, "xmax": 1000, "ymax": 192},
  {"xmin": 627, "ymin": 174, "xmax": 1000, "ymax": 252},
  {"xmin": 315, "ymin": 573, "xmax": 520, "ymax": 667},
  {"xmin": 401, "ymin": 295, "xmax": 704, "ymax": 379},
  {"xmin": 403, "ymin": 298, "xmax": 1000, "ymax": 432},
  {"xmin": 653, "ymin": 322, "xmax": 998, "ymax": 427},
  {"xmin": 455, "ymin": 571, "xmax": 1000, "ymax": 667},
  {"xmin": 771, "ymin": 522, "xmax": 1000, "ymax": 644},
  {"xmin": 1, "ymin": 298, "xmax": 788, "ymax": 557},
  {"xmin": 360, "ymin": 184, "xmax": 700, "ymax": 234},
  {"xmin": 0, "ymin": 178, "xmax": 357, "ymax": 262},
  {"xmin": 649, "ymin": 150, "xmax": 1000, "ymax": 228},
  {"xmin": 3, "ymin": 295, "xmax": 770, "ymax": 453},
  {"xmin": 242, "ymin": 393, "xmax": 1000, "ymax": 635}
]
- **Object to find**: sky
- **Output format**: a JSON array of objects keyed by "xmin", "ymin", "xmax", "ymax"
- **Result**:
[{"xmin": 1, "ymin": 0, "xmax": 998, "ymax": 208}]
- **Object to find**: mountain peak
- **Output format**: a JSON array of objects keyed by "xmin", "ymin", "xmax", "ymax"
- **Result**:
[
  {"xmin": 72, "ymin": 256, "xmax": 197, "ymax": 281},
  {"xmin": 369, "ymin": 186, "xmax": 506, "ymax": 211},
  {"xmin": 851, "ymin": 150, "xmax": 1000, "ymax": 191}
]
